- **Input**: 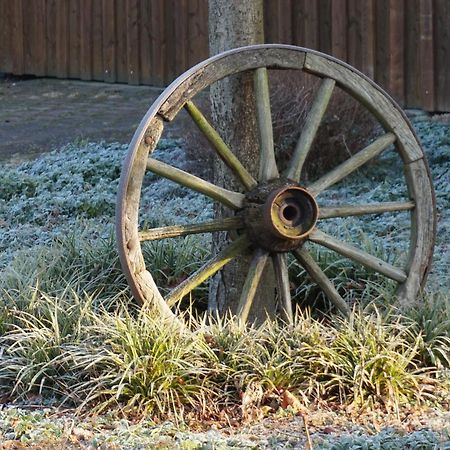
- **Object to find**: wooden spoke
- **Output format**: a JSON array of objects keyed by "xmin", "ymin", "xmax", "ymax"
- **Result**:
[
  {"xmin": 285, "ymin": 78, "xmax": 336, "ymax": 182},
  {"xmin": 147, "ymin": 158, "xmax": 245, "ymax": 210},
  {"xmin": 184, "ymin": 101, "xmax": 257, "ymax": 190},
  {"xmin": 319, "ymin": 201, "xmax": 415, "ymax": 219},
  {"xmin": 309, "ymin": 132, "xmax": 396, "ymax": 195},
  {"xmin": 308, "ymin": 229, "xmax": 407, "ymax": 283},
  {"xmin": 237, "ymin": 248, "xmax": 270, "ymax": 323},
  {"xmin": 272, "ymin": 253, "xmax": 293, "ymax": 324},
  {"xmin": 139, "ymin": 217, "xmax": 244, "ymax": 241},
  {"xmin": 293, "ymin": 247, "xmax": 350, "ymax": 316},
  {"xmin": 254, "ymin": 67, "xmax": 279, "ymax": 181},
  {"xmin": 165, "ymin": 235, "xmax": 251, "ymax": 307}
]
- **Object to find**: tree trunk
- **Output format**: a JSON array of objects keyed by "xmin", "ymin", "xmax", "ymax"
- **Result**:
[{"xmin": 208, "ymin": 0, "xmax": 276, "ymax": 322}]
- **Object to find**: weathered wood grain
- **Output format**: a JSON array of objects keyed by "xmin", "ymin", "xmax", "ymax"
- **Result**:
[
  {"xmin": 319, "ymin": 201, "xmax": 415, "ymax": 219},
  {"xmin": 254, "ymin": 67, "xmax": 279, "ymax": 181},
  {"xmin": 293, "ymin": 247, "xmax": 350, "ymax": 316},
  {"xmin": 159, "ymin": 47, "xmax": 307, "ymax": 121},
  {"xmin": 146, "ymin": 158, "xmax": 245, "ymax": 210},
  {"xmin": 184, "ymin": 101, "xmax": 257, "ymax": 190},
  {"xmin": 117, "ymin": 117, "xmax": 164, "ymax": 297},
  {"xmin": 309, "ymin": 229, "xmax": 407, "ymax": 283},
  {"xmin": 397, "ymin": 158, "xmax": 436, "ymax": 304},
  {"xmin": 166, "ymin": 235, "xmax": 251, "ymax": 307},
  {"xmin": 116, "ymin": 44, "xmax": 436, "ymax": 322},
  {"xmin": 139, "ymin": 217, "xmax": 243, "ymax": 241},
  {"xmin": 237, "ymin": 248, "xmax": 270, "ymax": 323},
  {"xmin": 272, "ymin": 253, "xmax": 293, "ymax": 324},
  {"xmin": 285, "ymin": 77, "xmax": 335, "ymax": 182}
]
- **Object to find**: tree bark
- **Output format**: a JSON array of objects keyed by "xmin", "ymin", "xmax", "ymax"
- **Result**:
[{"xmin": 208, "ymin": 0, "xmax": 276, "ymax": 322}]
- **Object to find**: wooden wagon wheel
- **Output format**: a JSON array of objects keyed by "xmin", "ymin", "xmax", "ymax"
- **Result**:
[{"xmin": 116, "ymin": 44, "xmax": 435, "ymax": 324}]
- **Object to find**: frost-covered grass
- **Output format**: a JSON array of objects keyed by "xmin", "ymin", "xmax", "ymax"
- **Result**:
[{"xmin": 0, "ymin": 138, "xmax": 212, "ymax": 268}]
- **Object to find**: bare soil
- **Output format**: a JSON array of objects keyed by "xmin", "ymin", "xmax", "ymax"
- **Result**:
[{"xmin": 0, "ymin": 75, "xmax": 188, "ymax": 163}]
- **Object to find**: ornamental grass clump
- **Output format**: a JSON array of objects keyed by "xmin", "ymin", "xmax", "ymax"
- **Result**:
[
  {"xmin": 195, "ymin": 310, "xmax": 441, "ymax": 415},
  {"xmin": 0, "ymin": 290, "xmax": 96, "ymax": 400},
  {"xmin": 0, "ymin": 291, "xmax": 447, "ymax": 421},
  {"xmin": 315, "ymin": 310, "xmax": 427, "ymax": 410},
  {"xmin": 399, "ymin": 292, "xmax": 450, "ymax": 369},
  {"xmin": 63, "ymin": 305, "xmax": 220, "ymax": 420}
]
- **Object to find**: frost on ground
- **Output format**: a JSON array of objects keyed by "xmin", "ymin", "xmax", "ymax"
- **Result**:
[
  {"xmin": 0, "ymin": 120, "xmax": 449, "ymax": 449},
  {"xmin": 0, "ymin": 138, "xmax": 213, "ymax": 268},
  {"xmin": 0, "ymin": 119, "xmax": 448, "ymax": 290},
  {"xmin": 0, "ymin": 405, "xmax": 449, "ymax": 449}
]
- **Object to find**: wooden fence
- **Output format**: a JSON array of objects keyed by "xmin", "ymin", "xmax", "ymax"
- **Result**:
[{"xmin": 1, "ymin": 0, "xmax": 449, "ymax": 111}]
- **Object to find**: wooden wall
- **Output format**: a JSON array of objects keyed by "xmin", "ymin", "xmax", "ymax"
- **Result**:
[{"xmin": 1, "ymin": 0, "xmax": 449, "ymax": 111}]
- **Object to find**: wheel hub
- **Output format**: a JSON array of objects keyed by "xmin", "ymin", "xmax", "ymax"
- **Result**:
[{"xmin": 242, "ymin": 180, "xmax": 319, "ymax": 252}]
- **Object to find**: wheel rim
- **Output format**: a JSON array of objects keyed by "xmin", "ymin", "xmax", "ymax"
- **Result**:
[{"xmin": 116, "ymin": 44, "xmax": 436, "ymax": 325}]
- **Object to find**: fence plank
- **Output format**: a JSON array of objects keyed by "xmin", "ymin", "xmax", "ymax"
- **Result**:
[
  {"xmin": 150, "ymin": 0, "xmax": 165, "ymax": 86},
  {"xmin": 434, "ymin": 0, "xmax": 450, "ymax": 111},
  {"xmin": 115, "ymin": 0, "xmax": 128, "ymax": 82},
  {"xmin": 139, "ymin": 0, "xmax": 152, "ymax": 84},
  {"xmin": 375, "ymin": 0, "xmax": 389, "ymax": 90},
  {"xmin": 419, "ymin": 0, "xmax": 435, "ymax": 111},
  {"xmin": 80, "ymin": 0, "xmax": 93, "ymax": 80},
  {"xmin": 46, "ymin": 0, "xmax": 58, "ymax": 77},
  {"xmin": 127, "ymin": 0, "xmax": 140, "ymax": 84},
  {"xmin": 55, "ymin": 0, "xmax": 69, "ymax": 78},
  {"xmin": 405, "ymin": 0, "xmax": 421, "ymax": 108},
  {"xmin": 174, "ymin": 0, "xmax": 188, "ymax": 77},
  {"xmin": 319, "ymin": 0, "xmax": 332, "ymax": 55},
  {"xmin": 291, "ymin": 0, "xmax": 304, "ymax": 46},
  {"xmin": 92, "ymin": 0, "xmax": 103, "ymax": 80},
  {"xmin": 12, "ymin": 0, "xmax": 24, "ymax": 74},
  {"xmin": 69, "ymin": 0, "xmax": 81, "ymax": 78},
  {"xmin": 299, "ymin": 0, "xmax": 319, "ymax": 50},
  {"xmin": 347, "ymin": 0, "xmax": 361, "ymax": 71},
  {"xmin": 331, "ymin": 0, "xmax": 347, "ymax": 61},
  {"xmin": 22, "ymin": 0, "xmax": 46, "ymax": 75},
  {"xmin": 0, "ymin": 1, "xmax": 13, "ymax": 73},
  {"xmin": 387, "ymin": 0, "xmax": 405, "ymax": 105},
  {"xmin": 187, "ymin": 0, "xmax": 208, "ymax": 68},
  {"xmin": 361, "ymin": 0, "xmax": 375, "ymax": 79},
  {"xmin": 264, "ymin": 0, "xmax": 292, "ymax": 44},
  {"xmin": 102, "ymin": 0, "xmax": 116, "ymax": 82},
  {"xmin": 164, "ymin": 0, "xmax": 176, "ymax": 82}
]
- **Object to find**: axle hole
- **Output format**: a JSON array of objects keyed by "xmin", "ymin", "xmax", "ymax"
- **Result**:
[{"xmin": 282, "ymin": 205, "xmax": 300, "ymax": 222}]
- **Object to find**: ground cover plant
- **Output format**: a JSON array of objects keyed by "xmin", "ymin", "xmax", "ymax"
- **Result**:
[{"xmin": 0, "ymin": 116, "xmax": 449, "ymax": 448}]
